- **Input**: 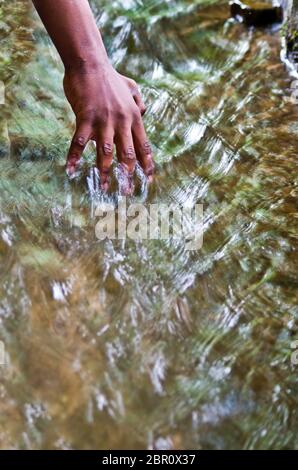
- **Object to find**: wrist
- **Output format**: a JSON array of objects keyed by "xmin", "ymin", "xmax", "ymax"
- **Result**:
[{"xmin": 63, "ymin": 49, "xmax": 110, "ymax": 75}]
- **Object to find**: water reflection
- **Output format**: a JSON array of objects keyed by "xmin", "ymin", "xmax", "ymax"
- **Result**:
[{"xmin": 0, "ymin": 0, "xmax": 297, "ymax": 450}]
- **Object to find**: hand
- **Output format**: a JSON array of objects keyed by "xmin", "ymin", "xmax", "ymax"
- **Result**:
[{"xmin": 63, "ymin": 63, "xmax": 154, "ymax": 192}]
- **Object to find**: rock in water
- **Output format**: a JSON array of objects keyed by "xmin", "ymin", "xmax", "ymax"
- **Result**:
[
  {"xmin": 230, "ymin": 0, "xmax": 283, "ymax": 26},
  {"xmin": 285, "ymin": 0, "xmax": 298, "ymax": 69}
]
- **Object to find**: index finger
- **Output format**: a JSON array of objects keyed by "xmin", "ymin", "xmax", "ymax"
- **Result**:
[{"xmin": 131, "ymin": 116, "xmax": 155, "ymax": 182}]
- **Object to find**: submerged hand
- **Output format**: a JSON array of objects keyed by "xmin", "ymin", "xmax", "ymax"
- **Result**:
[{"xmin": 63, "ymin": 63, "xmax": 155, "ymax": 191}]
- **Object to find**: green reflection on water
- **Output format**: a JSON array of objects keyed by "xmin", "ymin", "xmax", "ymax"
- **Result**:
[{"xmin": 0, "ymin": 0, "xmax": 297, "ymax": 450}]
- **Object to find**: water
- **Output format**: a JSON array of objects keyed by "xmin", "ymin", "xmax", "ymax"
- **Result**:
[{"xmin": 0, "ymin": 0, "xmax": 297, "ymax": 450}]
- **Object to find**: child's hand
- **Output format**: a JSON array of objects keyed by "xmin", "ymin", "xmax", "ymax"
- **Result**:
[{"xmin": 63, "ymin": 63, "xmax": 154, "ymax": 191}]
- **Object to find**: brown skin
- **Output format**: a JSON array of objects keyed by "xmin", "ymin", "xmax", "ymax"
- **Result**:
[{"xmin": 32, "ymin": 0, "xmax": 154, "ymax": 191}]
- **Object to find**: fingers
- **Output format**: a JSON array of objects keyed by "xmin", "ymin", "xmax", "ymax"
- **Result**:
[
  {"xmin": 96, "ymin": 130, "xmax": 115, "ymax": 192},
  {"xmin": 132, "ymin": 116, "xmax": 155, "ymax": 182},
  {"xmin": 125, "ymin": 76, "xmax": 147, "ymax": 116},
  {"xmin": 67, "ymin": 105, "xmax": 154, "ymax": 195},
  {"xmin": 132, "ymin": 89, "xmax": 147, "ymax": 116},
  {"xmin": 66, "ymin": 121, "xmax": 92, "ymax": 175},
  {"xmin": 115, "ymin": 128, "xmax": 137, "ymax": 175},
  {"xmin": 115, "ymin": 127, "xmax": 137, "ymax": 195}
]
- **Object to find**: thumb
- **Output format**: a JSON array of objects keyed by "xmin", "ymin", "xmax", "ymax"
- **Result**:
[{"xmin": 132, "ymin": 88, "xmax": 147, "ymax": 116}]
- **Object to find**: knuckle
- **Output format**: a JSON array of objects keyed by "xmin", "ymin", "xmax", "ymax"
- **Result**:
[
  {"xmin": 124, "ymin": 146, "xmax": 136, "ymax": 161},
  {"xmin": 115, "ymin": 109, "xmax": 127, "ymax": 122},
  {"xmin": 127, "ymin": 77, "xmax": 137, "ymax": 89},
  {"xmin": 98, "ymin": 106, "xmax": 112, "ymax": 124},
  {"xmin": 102, "ymin": 142, "xmax": 114, "ymax": 157},
  {"xmin": 77, "ymin": 108, "xmax": 96, "ymax": 123},
  {"xmin": 80, "ymin": 107, "xmax": 112, "ymax": 125},
  {"xmin": 73, "ymin": 135, "xmax": 87, "ymax": 148}
]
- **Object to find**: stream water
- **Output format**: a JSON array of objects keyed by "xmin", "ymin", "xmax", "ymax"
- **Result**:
[{"xmin": 0, "ymin": 0, "xmax": 297, "ymax": 449}]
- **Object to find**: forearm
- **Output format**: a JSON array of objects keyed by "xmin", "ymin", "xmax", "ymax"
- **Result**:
[
  {"xmin": 32, "ymin": 0, "xmax": 154, "ymax": 187},
  {"xmin": 32, "ymin": 0, "xmax": 108, "ymax": 71}
]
